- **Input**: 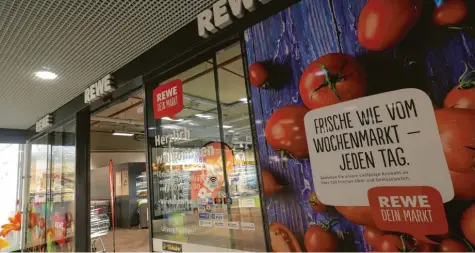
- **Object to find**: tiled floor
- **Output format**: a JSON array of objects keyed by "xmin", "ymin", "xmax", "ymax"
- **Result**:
[{"xmin": 93, "ymin": 228, "xmax": 150, "ymax": 252}]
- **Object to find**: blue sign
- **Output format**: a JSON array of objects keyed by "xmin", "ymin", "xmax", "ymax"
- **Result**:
[
  {"xmin": 198, "ymin": 213, "xmax": 209, "ymax": 219},
  {"xmin": 434, "ymin": 0, "xmax": 443, "ymax": 7}
]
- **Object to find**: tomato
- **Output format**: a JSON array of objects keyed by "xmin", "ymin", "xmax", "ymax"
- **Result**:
[
  {"xmin": 444, "ymin": 87, "xmax": 475, "ymax": 109},
  {"xmin": 249, "ymin": 62, "xmax": 268, "ymax": 88},
  {"xmin": 439, "ymin": 238, "xmax": 469, "ymax": 252},
  {"xmin": 377, "ymin": 235, "xmax": 411, "ymax": 252},
  {"xmin": 444, "ymin": 63, "xmax": 475, "ymax": 109},
  {"xmin": 264, "ymin": 105, "xmax": 309, "ymax": 158},
  {"xmin": 335, "ymin": 206, "xmax": 375, "ymax": 227},
  {"xmin": 357, "ymin": 0, "xmax": 423, "ymax": 51},
  {"xmin": 269, "ymin": 222, "xmax": 302, "ymax": 252},
  {"xmin": 461, "ymin": 204, "xmax": 475, "ymax": 245},
  {"xmin": 304, "ymin": 225, "xmax": 337, "ymax": 252},
  {"xmin": 299, "ymin": 53, "xmax": 366, "ymax": 110},
  {"xmin": 450, "ymin": 170, "xmax": 475, "ymax": 199},
  {"xmin": 412, "ymin": 238, "xmax": 436, "ymax": 252},
  {"xmin": 435, "ymin": 108, "xmax": 475, "ymax": 173},
  {"xmin": 364, "ymin": 226, "xmax": 385, "ymax": 248},
  {"xmin": 308, "ymin": 192, "xmax": 327, "ymax": 212},
  {"xmin": 261, "ymin": 168, "xmax": 282, "ymax": 197},
  {"xmin": 433, "ymin": 0, "xmax": 467, "ymax": 26}
]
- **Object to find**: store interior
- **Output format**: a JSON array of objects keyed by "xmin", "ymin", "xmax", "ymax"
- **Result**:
[
  {"xmin": 148, "ymin": 42, "xmax": 267, "ymax": 251},
  {"xmin": 90, "ymin": 89, "xmax": 148, "ymax": 252}
]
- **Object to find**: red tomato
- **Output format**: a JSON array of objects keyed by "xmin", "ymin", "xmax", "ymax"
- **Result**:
[
  {"xmin": 261, "ymin": 168, "xmax": 282, "ymax": 197},
  {"xmin": 335, "ymin": 206, "xmax": 375, "ymax": 227},
  {"xmin": 299, "ymin": 53, "xmax": 366, "ymax": 109},
  {"xmin": 304, "ymin": 225, "xmax": 337, "ymax": 252},
  {"xmin": 357, "ymin": 0, "xmax": 423, "ymax": 51},
  {"xmin": 308, "ymin": 192, "xmax": 327, "ymax": 212},
  {"xmin": 377, "ymin": 235, "xmax": 411, "ymax": 252},
  {"xmin": 249, "ymin": 62, "xmax": 268, "ymax": 88},
  {"xmin": 461, "ymin": 204, "xmax": 475, "ymax": 245},
  {"xmin": 450, "ymin": 170, "xmax": 475, "ymax": 200},
  {"xmin": 439, "ymin": 238, "xmax": 469, "ymax": 252},
  {"xmin": 413, "ymin": 238, "xmax": 436, "ymax": 252},
  {"xmin": 433, "ymin": 0, "xmax": 467, "ymax": 26},
  {"xmin": 444, "ymin": 87, "xmax": 475, "ymax": 109},
  {"xmin": 264, "ymin": 105, "xmax": 309, "ymax": 158},
  {"xmin": 435, "ymin": 108, "xmax": 475, "ymax": 173},
  {"xmin": 364, "ymin": 226, "xmax": 385, "ymax": 248},
  {"xmin": 269, "ymin": 222, "xmax": 302, "ymax": 252}
]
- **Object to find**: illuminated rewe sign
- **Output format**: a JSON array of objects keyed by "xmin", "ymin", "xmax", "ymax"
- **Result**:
[
  {"xmin": 197, "ymin": 0, "xmax": 273, "ymax": 38},
  {"xmin": 84, "ymin": 74, "xmax": 115, "ymax": 104}
]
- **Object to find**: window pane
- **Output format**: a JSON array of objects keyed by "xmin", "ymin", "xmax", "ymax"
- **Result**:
[
  {"xmin": 148, "ymin": 58, "xmax": 237, "ymax": 251},
  {"xmin": 216, "ymin": 42, "xmax": 267, "ymax": 252},
  {"xmin": 0, "ymin": 143, "xmax": 22, "ymax": 252}
]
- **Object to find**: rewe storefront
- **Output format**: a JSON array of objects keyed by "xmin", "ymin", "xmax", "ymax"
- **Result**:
[{"xmin": 14, "ymin": 0, "xmax": 475, "ymax": 252}]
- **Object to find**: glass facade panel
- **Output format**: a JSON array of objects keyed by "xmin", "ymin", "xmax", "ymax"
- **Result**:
[
  {"xmin": 24, "ymin": 120, "xmax": 76, "ymax": 252},
  {"xmin": 0, "ymin": 143, "xmax": 23, "ymax": 252},
  {"xmin": 148, "ymin": 47, "xmax": 267, "ymax": 251}
]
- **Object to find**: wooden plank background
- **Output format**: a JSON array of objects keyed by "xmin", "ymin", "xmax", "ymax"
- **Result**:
[{"xmin": 245, "ymin": 0, "xmax": 475, "ymax": 251}]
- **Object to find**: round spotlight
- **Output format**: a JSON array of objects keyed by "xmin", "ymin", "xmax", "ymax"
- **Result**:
[{"xmin": 35, "ymin": 71, "xmax": 57, "ymax": 80}]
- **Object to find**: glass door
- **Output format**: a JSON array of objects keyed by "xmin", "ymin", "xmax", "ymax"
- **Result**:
[
  {"xmin": 24, "ymin": 120, "xmax": 76, "ymax": 252},
  {"xmin": 146, "ymin": 42, "xmax": 267, "ymax": 252}
]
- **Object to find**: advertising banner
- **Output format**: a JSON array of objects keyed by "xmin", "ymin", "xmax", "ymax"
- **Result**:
[{"xmin": 245, "ymin": 0, "xmax": 475, "ymax": 251}]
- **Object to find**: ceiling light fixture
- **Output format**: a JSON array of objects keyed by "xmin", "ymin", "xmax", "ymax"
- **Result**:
[
  {"xmin": 239, "ymin": 98, "xmax": 248, "ymax": 103},
  {"xmin": 162, "ymin": 117, "xmax": 183, "ymax": 122},
  {"xmin": 112, "ymin": 131, "xmax": 134, "ymax": 137},
  {"xmin": 195, "ymin": 114, "xmax": 213, "ymax": 119},
  {"xmin": 35, "ymin": 71, "xmax": 57, "ymax": 80},
  {"xmin": 222, "ymin": 125, "xmax": 233, "ymax": 129}
]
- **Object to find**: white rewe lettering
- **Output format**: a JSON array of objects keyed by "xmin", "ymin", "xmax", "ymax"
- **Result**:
[
  {"xmin": 84, "ymin": 74, "xmax": 115, "ymax": 103},
  {"xmin": 228, "ymin": 0, "xmax": 256, "ymax": 18},
  {"xmin": 36, "ymin": 114, "xmax": 53, "ymax": 132},
  {"xmin": 197, "ymin": 0, "xmax": 274, "ymax": 38}
]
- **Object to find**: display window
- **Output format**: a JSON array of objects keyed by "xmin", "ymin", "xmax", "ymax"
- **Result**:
[
  {"xmin": 23, "ymin": 120, "xmax": 76, "ymax": 252},
  {"xmin": 0, "ymin": 143, "xmax": 23, "ymax": 252},
  {"xmin": 146, "ymin": 42, "xmax": 267, "ymax": 252},
  {"xmin": 244, "ymin": 0, "xmax": 475, "ymax": 252}
]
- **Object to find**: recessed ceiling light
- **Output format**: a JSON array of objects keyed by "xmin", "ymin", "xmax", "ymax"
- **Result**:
[
  {"xmin": 195, "ymin": 114, "xmax": 213, "ymax": 119},
  {"xmin": 222, "ymin": 125, "xmax": 233, "ymax": 129},
  {"xmin": 162, "ymin": 117, "xmax": 183, "ymax": 122},
  {"xmin": 239, "ymin": 98, "xmax": 248, "ymax": 103},
  {"xmin": 35, "ymin": 71, "xmax": 57, "ymax": 80},
  {"xmin": 112, "ymin": 132, "xmax": 134, "ymax": 136}
]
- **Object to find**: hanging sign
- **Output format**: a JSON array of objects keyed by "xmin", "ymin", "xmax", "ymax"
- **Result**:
[
  {"xmin": 152, "ymin": 79, "xmax": 184, "ymax": 119},
  {"xmin": 303, "ymin": 88, "xmax": 454, "ymax": 206},
  {"xmin": 35, "ymin": 114, "xmax": 53, "ymax": 132},
  {"xmin": 197, "ymin": 0, "xmax": 274, "ymax": 38},
  {"xmin": 84, "ymin": 74, "xmax": 115, "ymax": 104}
]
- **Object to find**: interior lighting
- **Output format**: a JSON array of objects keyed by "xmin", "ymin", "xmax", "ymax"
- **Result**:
[
  {"xmin": 239, "ymin": 98, "xmax": 248, "ymax": 103},
  {"xmin": 195, "ymin": 114, "xmax": 213, "ymax": 119},
  {"xmin": 35, "ymin": 71, "xmax": 57, "ymax": 80},
  {"xmin": 222, "ymin": 125, "xmax": 233, "ymax": 129},
  {"xmin": 162, "ymin": 117, "xmax": 183, "ymax": 122},
  {"xmin": 112, "ymin": 131, "xmax": 134, "ymax": 136}
]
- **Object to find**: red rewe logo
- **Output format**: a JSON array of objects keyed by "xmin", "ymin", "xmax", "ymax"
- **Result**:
[
  {"xmin": 368, "ymin": 186, "xmax": 448, "ymax": 244},
  {"xmin": 152, "ymin": 79, "xmax": 184, "ymax": 119}
]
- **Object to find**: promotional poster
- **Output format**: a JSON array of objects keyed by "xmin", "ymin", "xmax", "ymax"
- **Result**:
[{"xmin": 245, "ymin": 0, "xmax": 475, "ymax": 251}]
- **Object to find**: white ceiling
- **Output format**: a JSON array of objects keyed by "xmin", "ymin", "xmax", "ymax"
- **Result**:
[{"xmin": 0, "ymin": 0, "xmax": 216, "ymax": 129}]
